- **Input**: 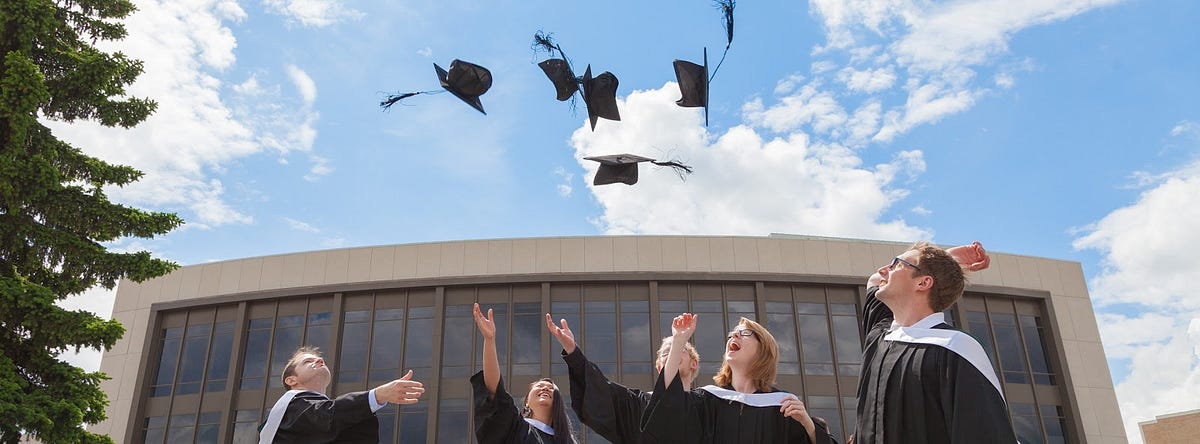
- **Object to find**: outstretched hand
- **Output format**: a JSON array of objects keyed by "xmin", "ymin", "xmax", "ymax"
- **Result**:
[
  {"xmin": 473, "ymin": 303, "xmax": 495, "ymax": 340},
  {"xmin": 375, "ymin": 369, "xmax": 425, "ymax": 405},
  {"xmin": 947, "ymin": 241, "xmax": 990, "ymax": 272},
  {"xmin": 671, "ymin": 313, "xmax": 698, "ymax": 341},
  {"xmin": 546, "ymin": 314, "xmax": 577, "ymax": 354}
]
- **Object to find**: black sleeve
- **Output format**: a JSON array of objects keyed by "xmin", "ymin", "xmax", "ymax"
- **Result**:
[
  {"xmin": 808, "ymin": 416, "xmax": 840, "ymax": 444},
  {"xmin": 277, "ymin": 391, "xmax": 376, "ymax": 438},
  {"xmin": 471, "ymin": 371, "xmax": 524, "ymax": 444},
  {"xmin": 941, "ymin": 355, "xmax": 1018, "ymax": 444},
  {"xmin": 564, "ymin": 348, "xmax": 648, "ymax": 443},
  {"xmin": 640, "ymin": 372, "xmax": 704, "ymax": 444},
  {"xmin": 862, "ymin": 286, "xmax": 893, "ymax": 337}
]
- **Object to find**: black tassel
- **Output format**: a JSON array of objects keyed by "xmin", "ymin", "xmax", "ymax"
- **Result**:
[
  {"xmin": 379, "ymin": 91, "xmax": 442, "ymax": 110},
  {"xmin": 532, "ymin": 30, "xmax": 563, "ymax": 58},
  {"xmin": 710, "ymin": 0, "xmax": 736, "ymax": 83},
  {"xmin": 652, "ymin": 160, "xmax": 695, "ymax": 180}
]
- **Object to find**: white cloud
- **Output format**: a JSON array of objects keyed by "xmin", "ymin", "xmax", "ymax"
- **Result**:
[
  {"xmin": 1074, "ymin": 158, "xmax": 1200, "ymax": 443},
  {"xmin": 284, "ymin": 217, "xmax": 320, "ymax": 233},
  {"xmin": 994, "ymin": 72, "xmax": 1015, "ymax": 89},
  {"xmin": 233, "ymin": 74, "xmax": 264, "ymax": 95},
  {"xmin": 573, "ymin": 84, "xmax": 928, "ymax": 240},
  {"xmin": 910, "ymin": 205, "xmax": 931, "ymax": 216},
  {"xmin": 744, "ymin": 82, "xmax": 848, "ymax": 135},
  {"xmin": 417, "ymin": 47, "xmax": 433, "ymax": 57},
  {"xmin": 56, "ymin": 285, "xmax": 120, "ymax": 373},
  {"xmin": 305, "ymin": 155, "xmax": 333, "ymax": 181},
  {"xmin": 1171, "ymin": 120, "xmax": 1200, "ymax": 139},
  {"xmin": 837, "ymin": 66, "xmax": 897, "ymax": 93},
  {"xmin": 263, "ymin": 0, "xmax": 364, "ymax": 27},
  {"xmin": 554, "ymin": 167, "xmax": 574, "ymax": 197},
  {"xmin": 286, "ymin": 65, "xmax": 317, "ymax": 106}
]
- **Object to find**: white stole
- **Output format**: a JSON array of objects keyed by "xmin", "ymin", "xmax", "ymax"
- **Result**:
[
  {"xmin": 884, "ymin": 312, "xmax": 1004, "ymax": 398},
  {"xmin": 259, "ymin": 389, "xmax": 321, "ymax": 444},
  {"xmin": 697, "ymin": 385, "xmax": 793, "ymax": 407}
]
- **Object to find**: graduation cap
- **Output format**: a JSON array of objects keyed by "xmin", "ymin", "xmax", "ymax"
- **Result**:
[
  {"xmin": 581, "ymin": 65, "xmax": 621, "ymax": 130},
  {"xmin": 674, "ymin": 0, "xmax": 735, "ymax": 126},
  {"xmin": 584, "ymin": 153, "xmax": 694, "ymax": 186},
  {"xmin": 533, "ymin": 31, "xmax": 621, "ymax": 131},
  {"xmin": 380, "ymin": 59, "xmax": 492, "ymax": 114}
]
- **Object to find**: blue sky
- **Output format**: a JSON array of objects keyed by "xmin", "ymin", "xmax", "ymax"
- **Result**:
[{"xmin": 49, "ymin": 1, "xmax": 1199, "ymax": 441}]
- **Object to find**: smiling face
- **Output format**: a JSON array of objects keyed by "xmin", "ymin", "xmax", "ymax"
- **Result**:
[
  {"xmin": 525, "ymin": 379, "xmax": 557, "ymax": 418},
  {"xmin": 724, "ymin": 325, "xmax": 760, "ymax": 367}
]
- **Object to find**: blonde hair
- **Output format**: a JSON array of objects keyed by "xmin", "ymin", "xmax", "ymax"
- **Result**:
[
  {"xmin": 713, "ymin": 318, "xmax": 778, "ymax": 393},
  {"xmin": 656, "ymin": 337, "xmax": 701, "ymax": 385}
]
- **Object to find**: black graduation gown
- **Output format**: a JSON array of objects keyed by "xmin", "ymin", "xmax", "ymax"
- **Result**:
[
  {"xmin": 641, "ymin": 372, "xmax": 836, "ymax": 444},
  {"xmin": 271, "ymin": 390, "xmax": 379, "ymax": 443},
  {"xmin": 854, "ymin": 286, "xmax": 1018, "ymax": 444},
  {"xmin": 562, "ymin": 348, "xmax": 652, "ymax": 443},
  {"xmin": 471, "ymin": 371, "xmax": 558, "ymax": 444}
]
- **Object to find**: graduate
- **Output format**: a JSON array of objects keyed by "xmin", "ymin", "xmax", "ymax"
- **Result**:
[
  {"xmin": 854, "ymin": 241, "xmax": 1018, "ymax": 444},
  {"xmin": 258, "ymin": 346, "xmax": 425, "ymax": 443},
  {"xmin": 546, "ymin": 313, "xmax": 701, "ymax": 444},
  {"xmin": 642, "ymin": 314, "xmax": 837, "ymax": 443},
  {"xmin": 472, "ymin": 303, "xmax": 580, "ymax": 444}
]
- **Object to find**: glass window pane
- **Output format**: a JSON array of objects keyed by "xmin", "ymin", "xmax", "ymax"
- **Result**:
[
  {"xmin": 620, "ymin": 301, "xmax": 648, "ymax": 313},
  {"xmin": 339, "ymin": 321, "xmax": 370, "ymax": 383},
  {"xmin": 1010, "ymin": 402, "xmax": 1043, "ymax": 444},
  {"xmin": 177, "ymin": 324, "xmax": 211, "ymax": 395},
  {"xmin": 767, "ymin": 313, "xmax": 799, "ymax": 374},
  {"xmin": 370, "ymin": 316, "xmax": 405, "ymax": 383},
  {"xmin": 796, "ymin": 302, "xmax": 826, "ymax": 315},
  {"xmin": 400, "ymin": 402, "xmax": 428, "ymax": 443},
  {"xmin": 585, "ymin": 310, "xmax": 618, "ymax": 364},
  {"xmin": 205, "ymin": 321, "xmax": 234, "ymax": 392},
  {"xmin": 376, "ymin": 406, "xmax": 396, "ymax": 444},
  {"xmin": 306, "ymin": 312, "xmax": 333, "ymax": 354},
  {"xmin": 437, "ymin": 399, "xmax": 468, "ymax": 443},
  {"xmin": 831, "ymin": 315, "xmax": 862, "ymax": 366},
  {"xmin": 152, "ymin": 327, "xmax": 182, "ymax": 397},
  {"xmin": 966, "ymin": 311, "xmax": 998, "ymax": 366},
  {"xmin": 233, "ymin": 410, "xmax": 260, "ymax": 444},
  {"xmin": 992, "ymin": 313, "xmax": 1029, "ymax": 384},
  {"xmin": 270, "ymin": 315, "xmax": 305, "ymax": 387},
  {"xmin": 1021, "ymin": 315, "xmax": 1055, "ymax": 385},
  {"xmin": 620, "ymin": 312, "xmax": 651, "ymax": 364},
  {"xmin": 798, "ymin": 314, "xmax": 833, "ymax": 375},
  {"xmin": 405, "ymin": 317, "xmax": 435, "ymax": 369},
  {"xmin": 442, "ymin": 304, "xmax": 473, "ymax": 378},
  {"xmin": 694, "ymin": 310, "xmax": 727, "ymax": 376}
]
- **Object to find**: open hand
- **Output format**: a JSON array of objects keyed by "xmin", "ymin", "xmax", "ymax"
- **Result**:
[
  {"xmin": 671, "ymin": 313, "xmax": 698, "ymax": 341},
  {"xmin": 473, "ymin": 303, "xmax": 495, "ymax": 340},
  {"xmin": 375, "ymin": 370, "xmax": 425, "ymax": 405},
  {"xmin": 546, "ymin": 314, "xmax": 577, "ymax": 354}
]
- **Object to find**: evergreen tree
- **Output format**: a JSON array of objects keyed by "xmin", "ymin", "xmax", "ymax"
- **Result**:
[{"xmin": 1, "ymin": 1, "xmax": 183, "ymax": 442}]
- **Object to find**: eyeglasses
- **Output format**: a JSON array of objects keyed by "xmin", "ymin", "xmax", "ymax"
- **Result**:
[
  {"xmin": 727, "ymin": 329, "xmax": 756, "ymax": 340},
  {"xmin": 888, "ymin": 256, "xmax": 923, "ymax": 273}
]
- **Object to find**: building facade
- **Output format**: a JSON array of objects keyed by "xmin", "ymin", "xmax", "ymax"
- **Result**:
[
  {"xmin": 1139, "ymin": 409, "xmax": 1200, "ymax": 444},
  {"xmin": 93, "ymin": 235, "xmax": 1127, "ymax": 443}
]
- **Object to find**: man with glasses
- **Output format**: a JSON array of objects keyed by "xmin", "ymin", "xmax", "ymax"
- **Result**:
[{"xmin": 853, "ymin": 241, "xmax": 1017, "ymax": 444}]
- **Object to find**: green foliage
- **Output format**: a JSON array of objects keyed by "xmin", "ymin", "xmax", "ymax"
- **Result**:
[{"xmin": 1, "ymin": 0, "xmax": 183, "ymax": 442}]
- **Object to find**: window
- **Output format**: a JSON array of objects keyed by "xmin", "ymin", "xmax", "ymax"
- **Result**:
[
  {"xmin": 766, "ymin": 302, "xmax": 800, "ymax": 375},
  {"xmin": 992, "ymin": 313, "xmax": 1029, "ymax": 384},
  {"xmin": 142, "ymin": 416, "xmax": 166, "ymax": 444},
  {"xmin": 240, "ymin": 317, "xmax": 273, "ymax": 390},
  {"xmin": 512, "ymin": 302, "xmax": 542, "ymax": 375},
  {"xmin": 177, "ymin": 324, "xmax": 211, "ymax": 395},
  {"xmin": 620, "ymin": 300, "xmax": 652, "ymax": 376},
  {"xmin": 441, "ymin": 304, "xmax": 474, "ymax": 378},
  {"xmin": 232, "ymin": 409, "xmax": 261, "ymax": 444},
  {"xmin": 150, "ymin": 327, "xmax": 182, "ymax": 397},
  {"xmin": 436, "ymin": 398, "xmax": 468, "ymax": 443},
  {"xmin": 195, "ymin": 411, "xmax": 221, "ymax": 444},
  {"xmin": 369, "ymin": 308, "xmax": 405, "ymax": 384},
  {"xmin": 399, "ymin": 401, "xmax": 428, "ymax": 443},
  {"xmin": 269, "ymin": 314, "xmax": 305, "ymax": 387},
  {"xmin": 205, "ymin": 321, "xmax": 234, "ymax": 392},
  {"xmin": 166, "ymin": 413, "xmax": 196, "ymax": 443},
  {"xmin": 808, "ymin": 396, "xmax": 843, "ymax": 441},
  {"xmin": 338, "ymin": 310, "xmax": 371, "ymax": 383},
  {"xmin": 830, "ymin": 303, "xmax": 861, "ymax": 376},
  {"xmin": 1021, "ymin": 315, "xmax": 1055, "ymax": 385},
  {"xmin": 797, "ymin": 302, "xmax": 834, "ymax": 376},
  {"xmin": 1010, "ymin": 402, "xmax": 1043, "ymax": 444}
]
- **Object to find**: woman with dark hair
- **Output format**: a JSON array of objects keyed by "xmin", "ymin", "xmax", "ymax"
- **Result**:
[
  {"xmin": 472, "ymin": 303, "xmax": 579, "ymax": 444},
  {"xmin": 642, "ymin": 314, "xmax": 838, "ymax": 443}
]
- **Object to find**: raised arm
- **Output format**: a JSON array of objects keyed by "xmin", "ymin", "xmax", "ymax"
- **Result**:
[
  {"xmin": 662, "ymin": 313, "xmax": 697, "ymax": 385},
  {"xmin": 473, "ymin": 303, "xmax": 500, "ymax": 396},
  {"xmin": 946, "ymin": 241, "xmax": 991, "ymax": 272},
  {"xmin": 546, "ymin": 313, "xmax": 576, "ymax": 354}
]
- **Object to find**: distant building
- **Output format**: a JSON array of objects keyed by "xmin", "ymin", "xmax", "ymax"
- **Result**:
[
  {"xmin": 93, "ymin": 235, "xmax": 1127, "ymax": 443},
  {"xmin": 1140, "ymin": 409, "xmax": 1200, "ymax": 444}
]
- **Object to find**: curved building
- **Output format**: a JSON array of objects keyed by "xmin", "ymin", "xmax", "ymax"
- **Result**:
[{"xmin": 94, "ymin": 235, "xmax": 1126, "ymax": 443}]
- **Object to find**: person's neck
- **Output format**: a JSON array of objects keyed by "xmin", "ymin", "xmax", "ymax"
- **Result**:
[
  {"xmin": 530, "ymin": 409, "xmax": 553, "ymax": 427},
  {"xmin": 730, "ymin": 368, "xmax": 757, "ymax": 393},
  {"xmin": 291, "ymin": 383, "xmax": 327, "ymax": 395},
  {"xmin": 887, "ymin": 295, "xmax": 936, "ymax": 327}
]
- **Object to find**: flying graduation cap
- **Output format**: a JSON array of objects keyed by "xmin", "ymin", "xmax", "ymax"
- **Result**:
[
  {"xmin": 534, "ymin": 31, "xmax": 621, "ymax": 131},
  {"xmin": 674, "ymin": 0, "xmax": 735, "ymax": 126},
  {"xmin": 380, "ymin": 59, "xmax": 493, "ymax": 114},
  {"xmin": 584, "ymin": 153, "xmax": 694, "ymax": 186}
]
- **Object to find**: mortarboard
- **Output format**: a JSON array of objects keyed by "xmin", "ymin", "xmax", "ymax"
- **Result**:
[
  {"xmin": 533, "ymin": 31, "xmax": 622, "ymax": 131},
  {"xmin": 380, "ymin": 59, "xmax": 492, "ymax": 115},
  {"xmin": 584, "ymin": 153, "xmax": 694, "ymax": 186},
  {"xmin": 674, "ymin": 1, "xmax": 734, "ymax": 126},
  {"xmin": 581, "ymin": 65, "xmax": 621, "ymax": 130},
  {"xmin": 673, "ymin": 49, "xmax": 709, "ymax": 125}
]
